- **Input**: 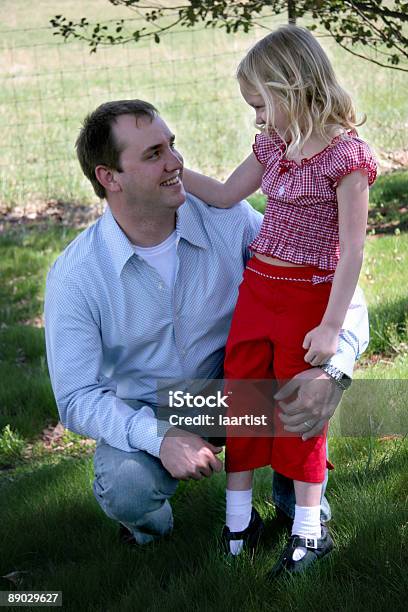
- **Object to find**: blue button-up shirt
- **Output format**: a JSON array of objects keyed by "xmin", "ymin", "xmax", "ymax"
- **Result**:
[{"xmin": 44, "ymin": 195, "xmax": 368, "ymax": 457}]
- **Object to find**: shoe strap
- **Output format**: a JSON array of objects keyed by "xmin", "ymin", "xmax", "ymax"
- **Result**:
[
  {"xmin": 225, "ymin": 526, "xmax": 250, "ymax": 540},
  {"xmin": 224, "ymin": 509, "xmax": 256, "ymax": 540},
  {"xmin": 291, "ymin": 534, "xmax": 323, "ymax": 550}
]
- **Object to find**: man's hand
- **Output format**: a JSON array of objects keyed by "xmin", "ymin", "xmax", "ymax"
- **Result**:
[
  {"xmin": 159, "ymin": 427, "xmax": 223, "ymax": 480},
  {"xmin": 274, "ymin": 368, "xmax": 343, "ymax": 440}
]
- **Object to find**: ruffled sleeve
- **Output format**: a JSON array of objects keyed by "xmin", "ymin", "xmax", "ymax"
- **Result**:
[
  {"xmin": 327, "ymin": 136, "xmax": 377, "ymax": 188},
  {"xmin": 252, "ymin": 132, "xmax": 282, "ymax": 166}
]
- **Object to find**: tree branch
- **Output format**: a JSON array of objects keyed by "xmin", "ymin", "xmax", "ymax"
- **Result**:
[
  {"xmin": 50, "ymin": 0, "xmax": 408, "ymax": 70},
  {"xmin": 350, "ymin": 0, "xmax": 408, "ymax": 21},
  {"xmin": 335, "ymin": 38, "xmax": 408, "ymax": 72}
]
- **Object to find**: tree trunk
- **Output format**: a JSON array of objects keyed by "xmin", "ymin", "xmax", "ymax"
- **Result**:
[{"xmin": 288, "ymin": 0, "xmax": 296, "ymax": 24}]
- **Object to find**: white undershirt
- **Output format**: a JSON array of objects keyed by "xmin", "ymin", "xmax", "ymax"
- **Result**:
[{"xmin": 133, "ymin": 230, "xmax": 178, "ymax": 288}]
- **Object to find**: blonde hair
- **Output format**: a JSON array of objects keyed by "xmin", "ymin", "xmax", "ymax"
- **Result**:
[{"xmin": 237, "ymin": 25, "xmax": 364, "ymax": 158}]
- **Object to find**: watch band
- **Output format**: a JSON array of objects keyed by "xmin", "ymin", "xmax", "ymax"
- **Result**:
[{"xmin": 319, "ymin": 364, "xmax": 352, "ymax": 391}]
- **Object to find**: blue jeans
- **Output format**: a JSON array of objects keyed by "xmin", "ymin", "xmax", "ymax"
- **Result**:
[
  {"xmin": 93, "ymin": 442, "xmax": 178, "ymax": 544},
  {"xmin": 93, "ymin": 442, "xmax": 331, "ymax": 543},
  {"xmin": 272, "ymin": 470, "xmax": 331, "ymax": 522}
]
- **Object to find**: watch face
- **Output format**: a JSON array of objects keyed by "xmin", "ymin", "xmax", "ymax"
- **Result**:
[
  {"xmin": 341, "ymin": 376, "xmax": 352, "ymax": 389},
  {"xmin": 331, "ymin": 367, "xmax": 343, "ymax": 379},
  {"xmin": 322, "ymin": 365, "xmax": 351, "ymax": 389}
]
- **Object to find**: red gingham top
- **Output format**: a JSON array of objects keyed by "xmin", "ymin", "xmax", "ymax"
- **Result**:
[{"xmin": 250, "ymin": 130, "xmax": 377, "ymax": 270}]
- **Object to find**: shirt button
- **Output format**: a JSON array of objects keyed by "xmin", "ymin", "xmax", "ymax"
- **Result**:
[{"xmin": 158, "ymin": 282, "xmax": 164, "ymax": 290}]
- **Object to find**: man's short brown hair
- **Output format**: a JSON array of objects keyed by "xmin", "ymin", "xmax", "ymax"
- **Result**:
[{"xmin": 76, "ymin": 99, "xmax": 158, "ymax": 199}]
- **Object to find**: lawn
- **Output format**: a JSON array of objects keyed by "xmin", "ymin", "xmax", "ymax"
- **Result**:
[
  {"xmin": 0, "ymin": 436, "xmax": 407, "ymax": 611},
  {"xmin": 0, "ymin": 174, "xmax": 407, "ymax": 609}
]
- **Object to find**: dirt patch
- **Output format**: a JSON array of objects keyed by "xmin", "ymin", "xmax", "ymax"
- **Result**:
[
  {"xmin": 356, "ymin": 353, "xmax": 396, "ymax": 369},
  {"xmin": 379, "ymin": 150, "xmax": 408, "ymax": 172},
  {"xmin": 1, "ymin": 194, "xmax": 406, "ymax": 236},
  {"xmin": 21, "ymin": 421, "xmax": 95, "ymax": 462},
  {"xmin": 367, "ymin": 205, "xmax": 408, "ymax": 235},
  {"xmin": 0, "ymin": 153, "xmax": 407, "ymax": 233},
  {"xmin": 0, "ymin": 198, "xmax": 104, "ymax": 233},
  {"xmin": 1, "ymin": 155, "xmax": 407, "ymax": 235}
]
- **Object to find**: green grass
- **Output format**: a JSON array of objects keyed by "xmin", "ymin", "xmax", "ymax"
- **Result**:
[
  {"xmin": 332, "ymin": 353, "xmax": 408, "ymax": 439},
  {"xmin": 370, "ymin": 171, "xmax": 408, "ymax": 209},
  {"xmin": 0, "ymin": 436, "xmax": 407, "ymax": 611},
  {"xmin": 0, "ymin": 224, "xmax": 76, "ymax": 439},
  {"xmin": 1, "ymin": 0, "xmax": 408, "ymax": 206},
  {"xmin": 368, "ymin": 170, "xmax": 408, "ymax": 232},
  {"xmin": 362, "ymin": 232, "xmax": 408, "ymax": 356},
  {"xmin": 0, "ymin": 224, "xmax": 77, "ymax": 325}
]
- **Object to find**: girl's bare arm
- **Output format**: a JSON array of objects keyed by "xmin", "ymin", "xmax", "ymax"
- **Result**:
[
  {"xmin": 182, "ymin": 152, "xmax": 264, "ymax": 208},
  {"xmin": 303, "ymin": 170, "xmax": 369, "ymax": 365}
]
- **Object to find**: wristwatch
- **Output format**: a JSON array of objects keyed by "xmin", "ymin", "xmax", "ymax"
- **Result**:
[{"xmin": 319, "ymin": 363, "xmax": 352, "ymax": 391}]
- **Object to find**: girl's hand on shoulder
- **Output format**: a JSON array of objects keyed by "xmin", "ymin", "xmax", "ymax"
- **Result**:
[
  {"xmin": 302, "ymin": 323, "xmax": 340, "ymax": 366},
  {"xmin": 182, "ymin": 153, "xmax": 263, "ymax": 208}
]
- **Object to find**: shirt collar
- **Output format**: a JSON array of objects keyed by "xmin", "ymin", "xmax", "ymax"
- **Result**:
[
  {"xmin": 100, "ymin": 195, "xmax": 209, "ymax": 277},
  {"xmin": 176, "ymin": 196, "xmax": 210, "ymax": 250},
  {"xmin": 100, "ymin": 205, "xmax": 136, "ymax": 278}
]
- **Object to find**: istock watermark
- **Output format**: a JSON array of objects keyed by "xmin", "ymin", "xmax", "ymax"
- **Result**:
[
  {"xmin": 158, "ymin": 378, "xmax": 276, "ymax": 438},
  {"xmin": 155, "ymin": 378, "xmax": 408, "ymax": 439},
  {"xmin": 168, "ymin": 389, "xmax": 231, "ymax": 409}
]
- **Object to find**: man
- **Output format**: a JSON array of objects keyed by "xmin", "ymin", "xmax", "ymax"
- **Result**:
[{"xmin": 44, "ymin": 100, "xmax": 368, "ymax": 547}]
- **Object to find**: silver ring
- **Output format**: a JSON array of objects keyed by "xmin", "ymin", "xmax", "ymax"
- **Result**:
[{"xmin": 304, "ymin": 420, "xmax": 313, "ymax": 430}]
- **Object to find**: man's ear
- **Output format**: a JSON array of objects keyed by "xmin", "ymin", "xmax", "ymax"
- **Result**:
[{"xmin": 95, "ymin": 165, "xmax": 122, "ymax": 193}]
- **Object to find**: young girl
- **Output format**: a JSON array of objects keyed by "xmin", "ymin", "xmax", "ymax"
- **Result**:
[{"xmin": 183, "ymin": 25, "xmax": 376, "ymax": 576}]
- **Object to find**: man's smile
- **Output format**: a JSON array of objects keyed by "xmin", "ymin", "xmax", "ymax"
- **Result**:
[{"xmin": 160, "ymin": 173, "xmax": 182, "ymax": 187}]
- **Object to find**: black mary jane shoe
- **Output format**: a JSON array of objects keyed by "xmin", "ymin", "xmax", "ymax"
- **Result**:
[
  {"xmin": 267, "ymin": 524, "xmax": 333, "ymax": 578},
  {"xmin": 221, "ymin": 507, "xmax": 265, "ymax": 557}
]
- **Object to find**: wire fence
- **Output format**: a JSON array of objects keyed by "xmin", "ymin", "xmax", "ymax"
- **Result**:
[{"xmin": 1, "ymin": 14, "xmax": 407, "ymax": 207}]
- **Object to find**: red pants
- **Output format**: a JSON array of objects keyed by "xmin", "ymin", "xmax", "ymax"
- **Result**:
[{"xmin": 224, "ymin": 256, "xmax": 333, "ymax": 483}]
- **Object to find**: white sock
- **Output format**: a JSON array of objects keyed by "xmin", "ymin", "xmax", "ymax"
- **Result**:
[
  {"xmin": 291, "ymin": 505, "xmax": 321, "ymax": 561},
  {"xmin": 225, "ymin": 488, "xmax": 252, "ymax": 555}
]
